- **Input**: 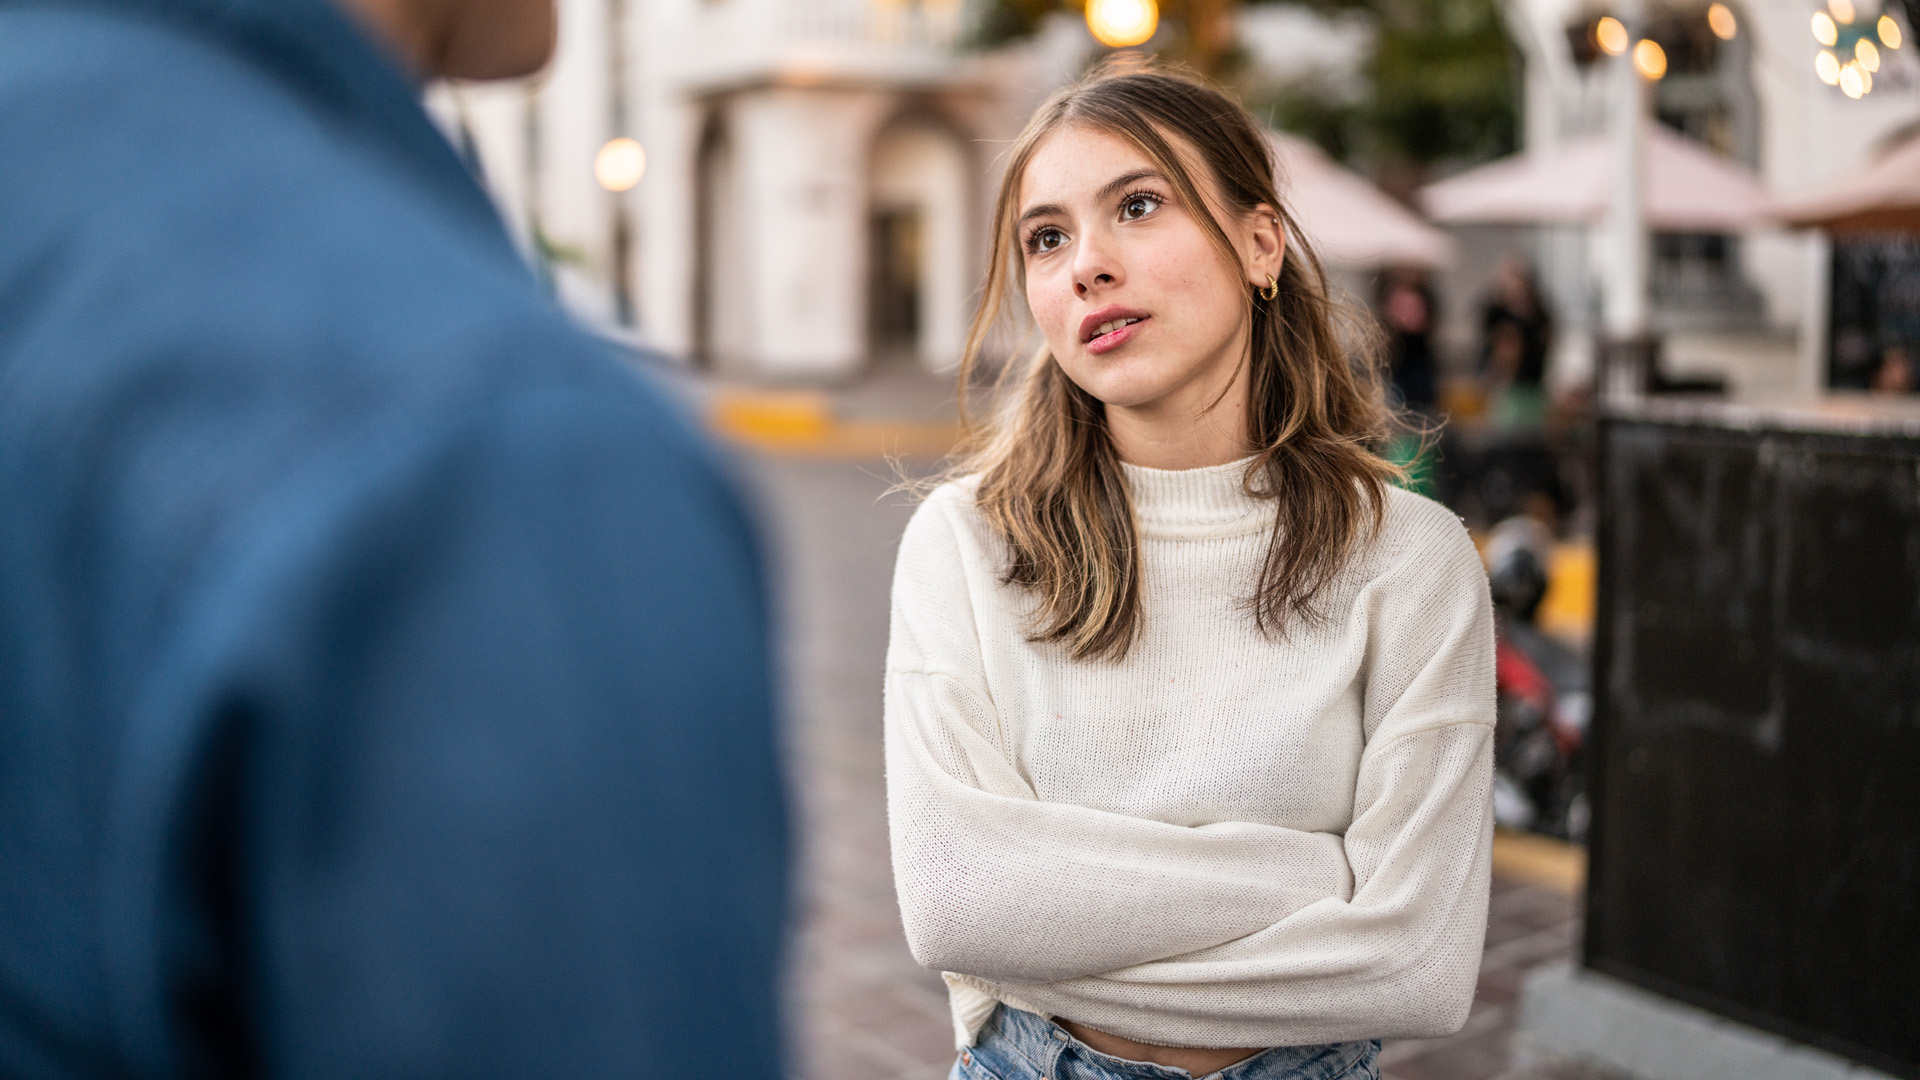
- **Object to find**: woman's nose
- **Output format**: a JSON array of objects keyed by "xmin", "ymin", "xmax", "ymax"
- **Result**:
[{"xmin": 1072, "ymin": 236, "xmax": 1120, "ymax": 299}]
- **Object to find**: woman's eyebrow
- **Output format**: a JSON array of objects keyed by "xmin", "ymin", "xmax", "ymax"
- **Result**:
[
  {"xmin": 1017, "ymin": 169, "xmax": 1169, "ymax": 226},
  {"xmin": 1096, "ymin": 169, "xmax": 1167, "ymax": 203},
  {"xmin": 1018, "ymin": 202, "xmax": 1065, "ymax": 227}
]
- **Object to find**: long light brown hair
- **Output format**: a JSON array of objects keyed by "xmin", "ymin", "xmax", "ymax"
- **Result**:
[{"xmin": 952, "ymin": 60, "xmax": 1403, "ymax": 662}]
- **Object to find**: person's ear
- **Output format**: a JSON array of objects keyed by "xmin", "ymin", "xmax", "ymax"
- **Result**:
[{"xmin": 1242, "ymin": 204, "xmax": 1286, "ymax": 290}]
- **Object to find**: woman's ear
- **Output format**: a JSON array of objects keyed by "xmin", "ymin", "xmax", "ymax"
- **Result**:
[{"xmin": 1243, "ymin": 204, "xmax": 1286, "ymax": 288}]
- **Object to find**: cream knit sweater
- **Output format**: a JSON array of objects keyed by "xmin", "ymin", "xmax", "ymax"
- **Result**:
[{"xmin": 883, "ymin": 457, "xmax": 1497, "ymax": 1051}]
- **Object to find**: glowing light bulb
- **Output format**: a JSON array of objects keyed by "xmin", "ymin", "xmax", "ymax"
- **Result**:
[
  {"xmin": 1829, "ymin": 0, "xmax": 1856, "ymax": 24},
  {"xmin": 1086, "ymin": 0, "xmax": 1159, "ymax": 47},
  {"xmin": 1812, "ymin": 11, "xmax": 1838, "ymax": 44},
  {"xmin": 595, "ymin": 137, "xmax": 647, "ymax": 192},
  {"xmin": 1856, "ymin": 36, "xmax": 1882, "ymax": 69},
  {"xmin": 1879, "ymin": 14, "xmax": 1903, "ymax": 47},
  {"xmin": 1839, "ymin": 60, "xmax": 1868, "ymax": 96},
  {"xmin": 1816, "ymin": 48, "xmax": 1842, "ymax": 82},
  {"xmin": 1596, "ymin": 16, "xmax": 1630, "ymax": 54},
  {"xmin": 1707, "ymin": 3, "xmax": 1738, "ymax": 39},
  {"xmin": 1633, "ymin": 38, "xmax": 1669, "ymax": 78}
]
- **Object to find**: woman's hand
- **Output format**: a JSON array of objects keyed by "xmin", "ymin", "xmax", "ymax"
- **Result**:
[{"xmin": 1055, "ymin": 1018, "xmax": 1264, "ymax": 1074}]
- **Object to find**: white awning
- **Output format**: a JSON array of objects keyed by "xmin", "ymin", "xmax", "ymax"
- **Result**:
[
  {"xmin": 1269, "ymin": 131, "xmax": 1456, "ymax": 269},
  {"xmin": 1417, "ymin": 126, "xmax": 1771, "ymax": 232},
  {"xmin": 1773, "ymin": 133, "xmax": 1920, "ymax": 233}
]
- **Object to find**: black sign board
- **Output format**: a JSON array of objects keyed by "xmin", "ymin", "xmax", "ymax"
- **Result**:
[{"xmin": 1590, "ymin": 415, "xmax": 1920, "ymax": 1078}]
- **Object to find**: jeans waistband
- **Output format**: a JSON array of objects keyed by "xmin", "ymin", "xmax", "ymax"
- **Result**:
[{"xmin": 976, "ymin": 1005, "xmax": 1378, "ymax": 1080}]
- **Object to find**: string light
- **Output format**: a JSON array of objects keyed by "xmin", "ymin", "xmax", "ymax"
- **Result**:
[
  {"xmin": 1879, "ymin": 13, "xmax": 1904, "ymax": 48},
  {"xmin": 1812, "ymin": 11, "xmax": 1838, "ymax": 45},
  {"xmin": 1596, "ymin": 16, "xmax": 1630, "ymax": 54},
  {"xmin": 1633, "ymin": 38, "xmax": 1669, "ymax": 78},
  {"xmin": 1856, "ymin": 36, "xmax": 1882, "ymax": 70},
  {"xmin": 1829, "ymin": 0, "xmax": 1856, "ymax": 24},
  {"xmin": 1707, "ymin": 3, "xmax": 1738, "ymax": 39},
  {"xmin": 1839, "ymin": 59, "xmax": 1871, "ymax": 96},
  {"xmin": 1085, "ymin": 0, "xmax": 1159, "ymax": 47},
  {"xmin": 1816, "ymin": 48, "xmax": 1842, "ymax": 82}
]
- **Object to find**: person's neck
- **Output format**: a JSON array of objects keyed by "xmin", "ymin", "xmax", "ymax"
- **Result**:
[{"xmin": 1104, "ymin": 372, "xmax": 1252, "ymax": 471}]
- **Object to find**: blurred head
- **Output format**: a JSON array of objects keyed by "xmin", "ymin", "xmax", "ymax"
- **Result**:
[
  {"xmin": 1871, "ymin": 345, "xmax": 1913, "ymax": 395},
  {"xmin": 337, "ymin": 0, "xmax": 556, "ymax": 79},
  {"xmin": 954, "ymin": 60, "xmax": 1400, "ymax": 661},
  {"xmin": 1486, "ymin": 516, "xmax": 1554, "ymax": 623},
  {"xmin": 1492, "ymin": 253, "xmax": 1539, "ymax": 314}
]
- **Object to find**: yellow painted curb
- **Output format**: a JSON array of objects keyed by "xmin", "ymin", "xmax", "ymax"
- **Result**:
[
  {"xmin": 709, "ymin": 389, "xmax": 833, "ymax": 441},
  {"xmin": 1492, "ymin": 828, "xmax": 1587, "ymax": 896},
  {"xmin": 707, "ymin": 389, "xmax": 962, "ymax": 459}
]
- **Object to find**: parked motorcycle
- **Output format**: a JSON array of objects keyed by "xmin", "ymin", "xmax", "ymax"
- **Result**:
[{"xmin": 1484, "ymin": 517, "xmax": 1591, "ymax": 842}]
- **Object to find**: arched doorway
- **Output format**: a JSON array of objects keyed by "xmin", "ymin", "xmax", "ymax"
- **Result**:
[
  {"xmin": 693, "ymin": 106, "xmax": 750, "ymax": 372},
  {"xmin": 866, "ymin": 115, "xmax": 972, "ymax": 372}
]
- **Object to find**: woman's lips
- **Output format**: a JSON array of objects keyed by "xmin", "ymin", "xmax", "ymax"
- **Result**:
[{"xmin": 1086, "ymin": 316, "xmax": 1148, "ymax": 355}]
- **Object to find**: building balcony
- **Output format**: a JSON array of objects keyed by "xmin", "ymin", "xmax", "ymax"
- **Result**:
[{"xmin": 657, "ymin": 0, "xmax": 978, "ymax": 94}]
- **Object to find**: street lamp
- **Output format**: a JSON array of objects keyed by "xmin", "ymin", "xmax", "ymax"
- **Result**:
[
  {"xmin": 1595, "ymin": 15, "xmax": 1630, "ymax": 54},
  {"xmin": 1086, "ymin": 0, "xmax": 1158, "ymax": 47},
  {"xmin": 1632, "ymin": 38, "xmax": 1668, "ymax": 79},
  {"xmin": 1707, "ymin": 2, "xmax": 1737, "ymax": 38},
  {"xmin": 595, "ymin": 137, "xmax": 646, "ymax": 193}
]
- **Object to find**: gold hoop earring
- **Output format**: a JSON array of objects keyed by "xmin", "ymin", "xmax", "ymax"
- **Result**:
[{"xmin": 1259, "ymin": 274, "xmax": 1279, "ymax": 301}]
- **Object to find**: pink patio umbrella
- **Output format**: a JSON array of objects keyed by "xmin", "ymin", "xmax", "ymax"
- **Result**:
[
  {"xmin": 1268, "ymin": 131, "xmax": 1456, "ymax": 269},
  {"xmin": 1416, "ymin": 125, "xmax": 1771, "ymax": 231},
  {"xmin": 1773, "ymin": 133, "xmax": 1920, "ymax": 233}
]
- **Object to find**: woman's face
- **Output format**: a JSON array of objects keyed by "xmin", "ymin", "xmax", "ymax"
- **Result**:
[{"xmin": 1016, "ymin": 125, "xmax": 1282, "ymax": 423}]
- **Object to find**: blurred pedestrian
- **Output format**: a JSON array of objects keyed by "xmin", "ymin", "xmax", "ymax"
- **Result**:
[
  {"xmin": 0, "ymin": 0, "xmax": 786, "ymax": 1074},
  {"xmin": 1480, "ymin": 253, "xmax": 1553, "ymax": 428},
  {"xmin": 1871, "ymin": 344, "xmax": 1914, "ymax": 394},
  {"xmin": 886, "ymin": 63, "xmax": 1494, "ymax": 1080},
  {"xmin": 1378, "ymin": 265, "xmax": 1439, "ymax": 413}
]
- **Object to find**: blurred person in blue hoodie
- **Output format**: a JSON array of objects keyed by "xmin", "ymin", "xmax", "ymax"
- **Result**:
[{"xmin": 0, "ymin": 0, "xmax": 788, "ymax": 1072}]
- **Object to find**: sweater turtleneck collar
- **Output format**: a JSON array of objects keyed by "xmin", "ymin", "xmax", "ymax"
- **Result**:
[{"xmin": 1119, "ymin": 455, "xmax": 1272, "ymax": 539}]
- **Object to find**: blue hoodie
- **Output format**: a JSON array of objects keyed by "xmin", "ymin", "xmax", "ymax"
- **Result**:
[{"xmin": 0, "ymin": 0, "xmax": 788, "ymax": 1076}]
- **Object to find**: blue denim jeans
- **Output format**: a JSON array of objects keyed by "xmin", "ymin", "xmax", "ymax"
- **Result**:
[{"xmin": 950, "ymin": 1005, "xmax": 1380, "ymax": 1080}]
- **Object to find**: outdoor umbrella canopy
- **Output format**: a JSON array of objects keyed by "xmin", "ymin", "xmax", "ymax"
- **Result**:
[
  {"xmin": 1772, "ymin": 133, "xmax": 1920, "ymax": 233},
  {"xmin": 1268, "ymin": 130, "xmax": 1456, "ymax": 269},
  {"xmin": 1417, "ymin": 125, "xmax": 1771, "ymax": 231}
]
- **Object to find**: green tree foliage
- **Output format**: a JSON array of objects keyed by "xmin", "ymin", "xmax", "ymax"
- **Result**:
[
  {"xmin": 1356, "ymin": 0, "xmax": 1517, "ymax": 166},
  {"xmin": 969, "ymin": 0, "xmax": 1076, "ymax": 48}
]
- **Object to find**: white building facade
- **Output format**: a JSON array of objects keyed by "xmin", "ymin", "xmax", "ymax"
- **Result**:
[
  {"xmin": 429, "ymin": 0, "xmax": 1109, "ymax": 381},
  {"xmin": 424, "ymin": 0, "xmax": 1404, "ymax": 381}
]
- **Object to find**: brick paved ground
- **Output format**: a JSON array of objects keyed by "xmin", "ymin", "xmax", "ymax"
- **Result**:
[{"xmin": 745, "ymin": 450, "xmax": 1612, "ymax": 1080}]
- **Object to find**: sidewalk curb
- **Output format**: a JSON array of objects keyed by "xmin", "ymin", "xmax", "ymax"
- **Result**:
[{"xmin": 1518, "ymin": 963, "xmax": 1900, "ymax": 1080}]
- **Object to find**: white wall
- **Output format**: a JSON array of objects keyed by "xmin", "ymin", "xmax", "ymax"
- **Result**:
[
  {"xmin": 869, "ymin": 117, "xmax": 974, "ymax": 371},
  {"xmin": 729, "ymin": 88, "xmax": 895, "ymax": 379}
]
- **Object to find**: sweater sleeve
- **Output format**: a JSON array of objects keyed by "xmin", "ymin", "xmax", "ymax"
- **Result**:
[
  {"xmin": 884, "ymin": 497, "xmax": 1356, "ymax": 984},
  {"xmin": 987, "ymin": 517, "xmax": 1497, "ymax": 1048}
]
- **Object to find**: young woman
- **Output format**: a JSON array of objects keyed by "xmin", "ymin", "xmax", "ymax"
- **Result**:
[{"xmin": 884, "ymin": 63, "xmax": 1496, "ymax": 1080}]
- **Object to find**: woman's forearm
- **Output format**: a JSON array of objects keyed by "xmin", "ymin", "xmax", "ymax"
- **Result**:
[{"xmin": 888, "ymin": 670, "xmax": 1354, "ymax": 982}]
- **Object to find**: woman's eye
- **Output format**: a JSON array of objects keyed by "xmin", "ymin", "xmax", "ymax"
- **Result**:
[
  {"xmin": 1027, "ymin": 227, "xmax": 1067, "ymax": 253},
  {"xmin": 1121, "ymin": 194, "xmax": 1161, "ymax": 220}
]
